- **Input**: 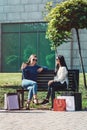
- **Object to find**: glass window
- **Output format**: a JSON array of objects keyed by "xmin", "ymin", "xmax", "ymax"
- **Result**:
[
  {"xmin": 38, "ymin": 32, "xmax": 55, "ymax": 68},
  {"xmin": 2, "ymin": 24, "xmax": 20, "ymax": 33},
  {"xmin": 20, "ymin": 22, "xmax": 47, "ymax": 32},
  {"xmin": 21, "ymin": 32, "xmax": 37, "ymax": 62},
  {"xmin": 2, "ymin": 33, "xmax": 20, "ymax": 72},
  {"xmin": 1, "ymin": 23, "xmax": 55, "ymax": 72}
]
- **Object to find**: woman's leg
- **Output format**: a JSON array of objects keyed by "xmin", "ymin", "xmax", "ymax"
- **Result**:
[
  {"xmin": 50, "ymin": 82, "xmax": 67, "ymax": 108},
  {"xmin": 27, "ymin": 80, "xmax": 38, "ymax": 104},
  {"xmin": 22, "ymin": 79, "xmax": 38, "ymax": 107},
  {"xmin": 32, "ymin": 83, "xmax": 38, "ymax": 104},
  {"xmin": 22, "ymin": 79, "xmax": 37, "ymax": 98},
  {"xmin": 41, "ymin": 85, "xmax": 51, "ymax": 105},
  {"xmin": 46, "ymin": 86, "xmax": 51, "ymax": 100},
  {"xmin": 46, "ymin": 82, "xmax": 58, "ymax": 100},
  {"xmin": 32, "ymin": 82, "xmax": 38, "ymax": 98},
  {"xmin": 41, "ymin": 82, "xmax": 62, "ymax": 106},
  {"xmin": 22, "ymin": 79, "xmax": 33, "ymax": 99},
  {"xmin": 28, "ymin": 86, "xmax": 33, "ymax": 100}
]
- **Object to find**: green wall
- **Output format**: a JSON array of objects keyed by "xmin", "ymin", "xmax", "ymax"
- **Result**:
[{"xmin": 1, "ymin": 22, "xmax": 55, "ymax": 72}]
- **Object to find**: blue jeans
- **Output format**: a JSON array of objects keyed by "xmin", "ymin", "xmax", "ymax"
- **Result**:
[{"xmin": 22, "ymin": 79, "xmax": 38, "ymax": 100}]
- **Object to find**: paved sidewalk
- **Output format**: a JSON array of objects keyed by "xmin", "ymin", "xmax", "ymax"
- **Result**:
[{"xmin": 0, "ymin": 109, "xmax": 87, "ymax": 130}]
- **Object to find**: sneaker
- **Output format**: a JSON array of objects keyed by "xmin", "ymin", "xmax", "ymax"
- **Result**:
[{"xmin": 41, "ymin": 99, "xmax": 49, "ymax": 105}]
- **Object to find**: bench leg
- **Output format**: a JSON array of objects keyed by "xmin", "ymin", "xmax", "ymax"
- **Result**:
[
  {"xmin": 22, "ymin": 91, "xmax": 24, "ymax": 108},
  {"xmin": 17, "ymin": 92, "xmax": 21, "ymax": 109},
  {"xmin": 17, "ymin": 90, "xmax": 24, "ymax": 108}
]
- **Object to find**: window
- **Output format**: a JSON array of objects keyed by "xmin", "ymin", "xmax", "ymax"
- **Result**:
[{"xmin": 1, "ymin": 22, "xmax": 55, "ymax": 72}]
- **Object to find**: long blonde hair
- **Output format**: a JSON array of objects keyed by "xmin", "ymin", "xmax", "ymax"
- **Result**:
[
  {"xmin": 26, "ymin": 54, "xmax": 37, "ymax": 65},
  {"xmin": 21, "ymin": 54, "xmax": 37, "ymax": 70}
]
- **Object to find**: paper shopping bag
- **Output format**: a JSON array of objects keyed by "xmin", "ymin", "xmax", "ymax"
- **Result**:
[
  {"xmin": 53, "ymin": 99, "xmax": 66, "ymax": 111},
  {"xmin": 57, "ymin": 96, "xmax": 75, "ymax": 111},
  {"xmin": 4, "ymin": 93, "xmax": 20, "ymax": 110}
]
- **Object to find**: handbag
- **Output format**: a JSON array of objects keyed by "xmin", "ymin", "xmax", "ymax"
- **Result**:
[{"xmin": 53, "ymin": 98, "xmax": 66, "ymax": 111}]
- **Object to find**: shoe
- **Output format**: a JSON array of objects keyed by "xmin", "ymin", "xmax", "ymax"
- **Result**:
[
  {"xmin": 41, "ymin": 99, "xmax": 49, "ymax": 105},
  {"xmin": 33, "ymin": 98, "xmax": 38, "ymax": 105}
]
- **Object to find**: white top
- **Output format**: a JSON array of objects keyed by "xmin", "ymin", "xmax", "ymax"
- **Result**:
[{"xmin": 54, "ymin": 66, "xmax": 68, "ymax": 86}]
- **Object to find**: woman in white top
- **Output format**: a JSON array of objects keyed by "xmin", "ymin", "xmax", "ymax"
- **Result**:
[{"xmin": 41, "ymin": 55, "xmax": 68, "ymax": 108}]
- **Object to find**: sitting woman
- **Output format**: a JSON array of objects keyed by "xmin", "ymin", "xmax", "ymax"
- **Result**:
[
  {"xmin": 21, "ymin": 54, "xmax": 44, "ymax": 110},
  {"xmin": 41, "ymin": 55, "xmax": 68, "ymax": 108}
]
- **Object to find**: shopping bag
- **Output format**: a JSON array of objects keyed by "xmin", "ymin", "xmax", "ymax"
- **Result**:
[
  {"xmin": 4, "ymin": 94, "xmax": 8, "ymax": 110},
  {"xmin": 57, "ymin": 96, "xmax": 75, "ymax": 111},
  {"xmin": 53, "ymin": 99, "xmax": 66, "ymax": 111},
  {"xmin": 4, "ymin": 93, "xmax": 20, "ymax": 110}
]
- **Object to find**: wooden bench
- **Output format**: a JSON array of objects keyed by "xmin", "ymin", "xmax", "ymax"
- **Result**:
[{"xmin": 17, "ymin": 69, "xmax": 79, "ymax": 108}]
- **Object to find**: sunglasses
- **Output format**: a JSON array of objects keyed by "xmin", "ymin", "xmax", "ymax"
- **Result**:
[{"xmin": 33, "ymin": 59, "xmax": 37, "ymax": 61}]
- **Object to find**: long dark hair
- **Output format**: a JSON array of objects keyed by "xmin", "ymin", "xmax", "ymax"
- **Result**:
[{"xmin": 55, "ymin": 55, "xmax": 68, "ymax": 74}]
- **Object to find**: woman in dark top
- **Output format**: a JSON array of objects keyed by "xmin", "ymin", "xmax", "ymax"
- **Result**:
[{"xmin": 21, "ymin": 54, "xmax": 44, "ymax": 109}]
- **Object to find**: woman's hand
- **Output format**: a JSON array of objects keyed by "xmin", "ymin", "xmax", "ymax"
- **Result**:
[
  {"xmin": 48, "ymin": 80, "xmax": 54, "ymax": 86},
  {"xmin": 37, "ymin": 68, "xmax": 43, "ymax": 73},
  {"xmin": 21, "ymin": 63, "xmax": 27, "ymax": 70}
]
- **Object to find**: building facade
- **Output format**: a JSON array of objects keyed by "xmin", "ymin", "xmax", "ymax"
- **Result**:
[{"xmin": 0, "ymin": 0, "xmax": 87, "ymax": 72}]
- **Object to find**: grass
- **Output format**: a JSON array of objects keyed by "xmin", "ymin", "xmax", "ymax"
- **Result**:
[
  {"xmin": 0, "ymin": 73, "xmax": 87, "ymax": 110},
  {"xmin": 0, "ymin": 73, "xmax": 22, "ymax": 87}
]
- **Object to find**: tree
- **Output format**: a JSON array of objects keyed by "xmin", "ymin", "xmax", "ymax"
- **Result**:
[{"xmin": 45, "ymin": 0, "xmax": 87, "ymax": 89}]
